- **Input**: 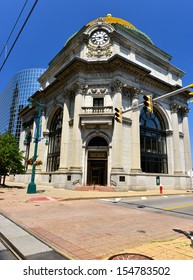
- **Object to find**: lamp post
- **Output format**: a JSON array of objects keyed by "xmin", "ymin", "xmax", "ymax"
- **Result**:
[{"xmin": 27, "ymin": 98, "xmax": 43, "ymax": 194}]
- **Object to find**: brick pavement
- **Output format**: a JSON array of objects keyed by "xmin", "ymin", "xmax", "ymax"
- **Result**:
[{"xmin": 0, "ymin": 180, "xmax": 193, "ymax": 260}]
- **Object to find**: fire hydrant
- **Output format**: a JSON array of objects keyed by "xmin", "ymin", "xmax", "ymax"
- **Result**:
[{"xmin": 159, "ymin": 185, "xmax": 163, "ymax": 194}]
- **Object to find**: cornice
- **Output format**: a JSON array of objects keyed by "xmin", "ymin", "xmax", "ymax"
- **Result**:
[{"xmin": 39, "ymin": 55, "xmax": 179, "ymax": 100}]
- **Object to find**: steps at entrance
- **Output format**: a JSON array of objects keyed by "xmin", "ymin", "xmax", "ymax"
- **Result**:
[{"xmin": 75, "ymin": 186, "xmax": 116, "ymax": 192}]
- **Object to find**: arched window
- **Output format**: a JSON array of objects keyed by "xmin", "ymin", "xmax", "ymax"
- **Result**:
[
  {"xmin": 140, "ymin": 108, "xmax": 168, "ymax": 173},
  {"xmin": 47, "ymin": 108, "xmax": 63, "ymax": 172},
  {"xmin": 88, "ymin": 136, "xmax": 108, "ymax": 147}
]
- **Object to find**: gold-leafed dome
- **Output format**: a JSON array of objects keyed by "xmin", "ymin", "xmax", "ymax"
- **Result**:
[
  {"xmin": 87, "ymin": 14, "xmax": 153, "ymax": 44},
  {"xmin": 87, "ymin": 14, "xmax": 136, "ymax": 29}
]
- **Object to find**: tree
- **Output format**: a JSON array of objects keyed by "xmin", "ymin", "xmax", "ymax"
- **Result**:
[{"xmin": 0, "ymin": 132, "xmax": 25, "ymax": 185}]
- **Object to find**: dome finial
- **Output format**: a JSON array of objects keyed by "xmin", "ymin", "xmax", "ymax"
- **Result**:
[{"xmin": 107, "ymin": 14, "xmax": 112, "ymax": 17}]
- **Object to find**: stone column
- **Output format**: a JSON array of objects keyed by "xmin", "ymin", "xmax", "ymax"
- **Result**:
[
  {"xmin": 58, "ymin": 92, "xmax": 70, "ymax": 171},
  {"xmin": 70, "ymin": 83, "xmax": 87, "ymax": 171},
  {"xmin": 182, "ymin": 108, "xmax": 192, "ymax": 172},
  {"xmin": 170, "ymin": 104, "xmax": 183, "ymax": 174},
  {"xmin": 130, "ymin": 89, "xmax": 142, "ymax": 173},
  {"xmin": 111, "ymin": 80, "xmax": 124, "ymax": 172}
]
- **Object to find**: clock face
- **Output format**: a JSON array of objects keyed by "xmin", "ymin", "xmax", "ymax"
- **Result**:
[{"xmin": 91, "ymin": 30, "xmax": 109, "ymax": 45}]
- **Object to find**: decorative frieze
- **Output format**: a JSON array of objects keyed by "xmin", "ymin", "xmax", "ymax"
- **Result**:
[{"xmin": 86, "ymin": 87, "xmax": 108, "ymax": 95}]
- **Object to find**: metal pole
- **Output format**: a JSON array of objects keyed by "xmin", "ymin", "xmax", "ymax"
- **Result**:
[
  {"xmin": 122, "ymin": 83, "xmax": 193, "ymax": 114},
  {"xmin": 153, "ymin": 84, "xmax": 193, "ymax": 103},
  {"xmin": 27, "ymin": 103, "xmax": 42, "ymax": 194}
]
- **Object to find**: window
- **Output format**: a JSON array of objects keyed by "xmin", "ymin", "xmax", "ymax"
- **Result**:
[
  {"xmin": 140, "ymin": 108, "xmax": 167, "ymax": 173},
  {"xmin": 93, "ymin": 98, "xmax": 104, "ymax": 107},
  {"xmin": 88, "ymin": 136, "xmax": 108, "ymax": 146},
  {"xmin": 47, "ymin": 108, "xmax": 63, "ymax": 172}
]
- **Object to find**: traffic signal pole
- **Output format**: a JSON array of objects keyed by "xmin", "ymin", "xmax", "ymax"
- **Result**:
[
  {"xmin": 122, "ymin": 83, "xmax": 193, "ymax": 115},
  {"xmin": 153, "ymin": 83, "xmax": 193, "ymax": 103}
]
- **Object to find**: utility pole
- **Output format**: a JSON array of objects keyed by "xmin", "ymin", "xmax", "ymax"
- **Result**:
[{"xmin": 27, "ymin": 98, "xmax": 43, "ymax": 194}]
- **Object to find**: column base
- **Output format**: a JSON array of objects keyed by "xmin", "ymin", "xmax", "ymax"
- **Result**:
[
  {"xmin": 111, "ymin": 167, "xmax": 124, "ymax": 173},
  {"xmin": 69, "ymin": 166, "xmax": 82, "ymax": 172},
  {"xmin": 174, "ymin": 171, "xmax": 184, "ymax": 175},
  {"xmin": 130, "ymin": 168, "xmax": 143, "ymax": 173},
  {"xmin": 57, "ymin": 167, "xmax": 68, "ymax": 172}
]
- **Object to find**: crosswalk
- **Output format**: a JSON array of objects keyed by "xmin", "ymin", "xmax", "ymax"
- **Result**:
[{"xmin": 101, "ymin": 194, "xmax": 188, "ymax": 203}]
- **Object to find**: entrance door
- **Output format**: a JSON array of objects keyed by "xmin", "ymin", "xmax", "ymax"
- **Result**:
[
  {"xmin": 88, "ymin": 160, "xmax": 107, "ymax": 185},
  {"xmin": 86, "ymin": 137, "xmax": 108, "ymax": 186},
  {"xmin": 87, "ymin": 152, "xmax": 107, "ymax": 186}
]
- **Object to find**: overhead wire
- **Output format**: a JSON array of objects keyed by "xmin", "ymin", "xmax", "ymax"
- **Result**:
[
  {"xmin": 0, "ymin": 0, "xmax": 29, "ymax": 60},
  {"xmin": 0, "ymin": 0, "xmax": 39, "ymax": 72}
]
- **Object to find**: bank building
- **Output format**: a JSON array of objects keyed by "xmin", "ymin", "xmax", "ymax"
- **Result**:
[{"xmin": 17, "ymin": 14, "xmax": 192, "ymax": 190}]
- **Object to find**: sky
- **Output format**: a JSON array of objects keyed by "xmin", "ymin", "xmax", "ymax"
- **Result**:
[{"xmin": 0, "ymin": 0, "xmax": 193, "ymax": 161}]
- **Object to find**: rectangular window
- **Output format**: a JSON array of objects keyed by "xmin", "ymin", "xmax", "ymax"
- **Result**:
[{"xmin": 93, "ymin": 98, "xmax": 104, "ymax": 107}]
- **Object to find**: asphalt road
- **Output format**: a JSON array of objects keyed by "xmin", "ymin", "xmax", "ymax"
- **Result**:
[{"xmin": 101, "ymin": 194, "xmax": 193, "ymax": 219}]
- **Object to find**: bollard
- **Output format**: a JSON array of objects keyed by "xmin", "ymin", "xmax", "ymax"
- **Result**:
[
  {"xmin": 191, "ymin": 236, "xmax": 193, "ymax": 247},
  {"xmin": 159, "ymin": 185, "xmax": 163, "ymax": 194}
]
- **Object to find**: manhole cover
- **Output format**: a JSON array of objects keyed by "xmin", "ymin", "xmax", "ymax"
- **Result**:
[{"xmin": 109, "ymin": 253, "xmax": 153, "ymax": 260}]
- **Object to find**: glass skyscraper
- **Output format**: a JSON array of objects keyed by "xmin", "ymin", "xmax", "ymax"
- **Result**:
[{"xmin": 0, "ymin": 68, "xmax": 46, "ymax": 142}]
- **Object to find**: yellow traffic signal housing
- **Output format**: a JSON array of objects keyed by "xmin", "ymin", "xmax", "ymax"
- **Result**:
[
  {"xmin": 189, "ymin": 92, "xmax": 193, "ymax": 103},
  {"xmin": 143, "ymin": 95, "xmax": 153, "ymax": 114},
  {"xmin": 115, "ymin": 107, "xmax": 122, "ymax": 123}
]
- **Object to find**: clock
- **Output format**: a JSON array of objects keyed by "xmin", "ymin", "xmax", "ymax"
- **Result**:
[{"xmin": 91, "ymin": 30, "xmax": 109, "ymax": 45}]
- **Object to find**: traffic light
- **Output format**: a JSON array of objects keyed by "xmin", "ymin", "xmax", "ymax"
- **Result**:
[
  {"xmin": 143, "ymin": 95, "xmax": 153, "ymax": 114},
  {"xmin": 114, "ymin": 107, "xmax": 122, "ymax": 123},
  {"xmin": 189, "ymin": 92, "xmax": 193, "ymax": 103}
]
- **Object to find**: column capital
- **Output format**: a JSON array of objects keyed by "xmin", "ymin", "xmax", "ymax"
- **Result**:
[
  {"xmin": 131, "ymin": 87, "xmax": 142, "ymax": 100},
  {"xmin": 74, "ymin": 82, "xmax": 88, "ymax": 94},
  {"xmin": 170, "ymin": 104, "xmax": 190, "ymax": 116},
  {"xmin": 180, "ymin": 106, "xmax": 190, "ymax": 117},
  {"xmin": 111, "ymin": 79, "xmax": 124, "ymax": 93},
  {"xmin": 170, "ymin": 103, "xmax": 180, "ymax": 113}
]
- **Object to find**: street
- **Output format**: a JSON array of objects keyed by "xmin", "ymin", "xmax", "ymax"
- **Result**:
[
  {"xmin": 101, "ymin": 194, "xmax": 193, "ymax": 218},
  {"xmin": 1, "ymin": 186, "xmax": 193, "ymax": 259}
]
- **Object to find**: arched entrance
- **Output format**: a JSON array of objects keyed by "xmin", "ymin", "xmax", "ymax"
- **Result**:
[{"xmin": 87, "ymin": 136, "xmax": 108, "ymax": 185}]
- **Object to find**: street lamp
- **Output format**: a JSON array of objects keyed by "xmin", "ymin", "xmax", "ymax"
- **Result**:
[{"xmin": 27, "ymin": 97, "xmax": 43, "ymax": 194}]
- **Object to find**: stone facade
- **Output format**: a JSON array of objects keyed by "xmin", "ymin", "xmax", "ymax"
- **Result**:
[{"xmin": 17, "ymin": 15, "xmax": 192, "ymax": 190}]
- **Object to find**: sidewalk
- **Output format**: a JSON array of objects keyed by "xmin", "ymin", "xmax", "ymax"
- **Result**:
[
  {"xmin": 2, "ymin": 179, "xmax": 193, "ymax": 200},
  {"xmin": 1, "ymin": 179, "xmax": 193, "ymax": 260}
]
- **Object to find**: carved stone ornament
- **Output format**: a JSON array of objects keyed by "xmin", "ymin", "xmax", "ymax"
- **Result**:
[
  {"xmin": 86, "ymin": 43, "xmax": 112, "ymax": 58},
  {"xmin": 95, "ymin": 17, "xmax": 105, "ymax": 25},
  {"xmin": 131, "ymin": 87, "xmax": 142, "ymax": 100},
  {"xmin": 73, "ymin": 82, "xmax": 88, "ymax": 94},
  {"xmin": 180, "ymin": 106, "xmax": 190, "ymax": 117},
  {"xmin": 170, "ymin": 103, "xmax": 190, "ymax": 116},
  {"xmin": 170, "ymin": 103, "xmax": 180, "ymax": 113},
  {"xmin": 87, "ymin": 87, "xmax": 108, "ymax": 95},
  {"xmin": 111, "ymin": 80, "xmax": 124, "ymax": 93}
]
